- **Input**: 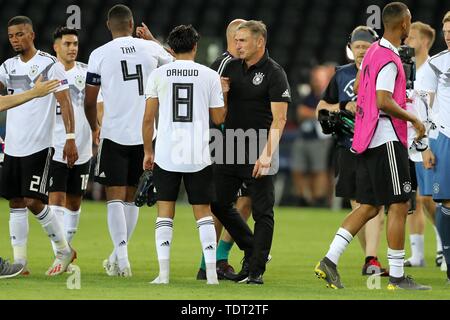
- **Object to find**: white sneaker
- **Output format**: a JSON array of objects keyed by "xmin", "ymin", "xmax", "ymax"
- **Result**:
[
  {"xmin": 103, "ymin": 259, "xmax": 119, "ymax": 276},
  {"xmin": 150, "ymin": 276, "xmax": 169, "ymax": 284},
  {"xmin": 46, "ymin": 248, "xmax": 77, "ymax": 276},
  {"xmin": 118, "ymin": 266, "xmax": 132, "ymax": 277}
]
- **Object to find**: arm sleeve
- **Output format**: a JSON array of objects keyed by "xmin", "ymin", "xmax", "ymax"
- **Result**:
[
  {"xmin": 86, "ymin": 50, "xmax": 101, "ymax": 86},
  {"xmin": 322, "ymin": 73, "xmax": 339, "ymax": 104},
  {"xmin": 269, "ymin": 67, "xmax": 292, "ymax": 103},
  {"xmin": 420, "ymin": 60, "xmax": 438, "ymax": 93},
  {"xmin": 376, "ymin": 62, "xmax": 397, "ymax": 93},
  {"xmin": 145, "ymin": 69, "xmax": 158, "ymax": 99},
  {"xmin": 209, "ymin": 72, "xmax": 224, "ymax": 109},
  {"xmin": 48, "ymin": 62, "xmax": 69, "ymax": 93}
]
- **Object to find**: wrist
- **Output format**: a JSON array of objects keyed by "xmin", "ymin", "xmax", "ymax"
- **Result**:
[{"xmin": 66, "ymin": 133, "xmax": 75, "ymax": 140}]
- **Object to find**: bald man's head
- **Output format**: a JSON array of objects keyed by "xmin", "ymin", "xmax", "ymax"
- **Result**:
[{"xmin": 226, "ymin": 19, "xmax": 246, "ymax": 42}]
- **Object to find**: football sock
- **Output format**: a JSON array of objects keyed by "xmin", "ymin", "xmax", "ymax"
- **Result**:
[
  {"xmin": 197, "ymin": 216, "xmax": 218, "ymax": 284},
  {"xmin": 9, "ymin": 208, "xmax": 28, "ymax": 265},
  {"xmin": 200, "ymin": 255, "xmax": 206, "ymax": 271},
  {"xmin": 49, "ymin": 205, "xmax": 66, "ymax": 255},
  {"xmin": 325, "ymin": 227, "xmax": 353, "ymax": 266},
  {"xmin": 433, "ymin": 225, "xmax": 443, "ymax": 253},
  {"xmin": 154, "ymin": 217, "xmax": 173, "ymax": 283},
  {"xmin": 436, "ymin": 205, "xmax": 450, "ymax": 277},
  {"xmin": 64, "ymin": 208, "xmax": 80, "ymax": 244},
  {"xmin": 388, "ymin": 248, "xmax": 405, "ymax": 279},
  {"xmin": 124, "ymin": 202, "xmax": 139, "ymax": 241},
  {"xmin": 409, "ymin": 234, "xmax": 424, "ymax": 263},
  {"xmin": 35, "ymin": 206, "xmax": 70, "ymax": 255},
  {"xmin": 107, "ymin": 200, "xmax": 129, "ymax": 270},
  {"xmin": 217, "ymin": 240, "xmax": 233, "ymax": 261}
]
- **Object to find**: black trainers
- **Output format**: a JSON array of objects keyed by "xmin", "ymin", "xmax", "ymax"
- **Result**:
[
  {"xmin": 196, "ymin": 268, "xmax": 206, "ymax": 280},
  {"xmin": 216, "ymin": 260, "xmax": 237, "ymax": 280},
  {"xmin": 387, "ymin": 275, "xmax": 432, "ymax": 290},
  {"xmin": 314, "ymin": 257, "xmax": 344, "ymax": 289},
  {"xmin": 229, "ymin": 259, "xmax": 249, "ymax": 282},
  {"xmin": 247, "ymin": 274, "xmax": 264, "ymax": 285}
]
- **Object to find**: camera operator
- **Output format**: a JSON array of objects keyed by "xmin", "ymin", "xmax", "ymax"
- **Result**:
[{"xmin": 316, "ymin": 26, "xmax": 388, "ymax": 276}]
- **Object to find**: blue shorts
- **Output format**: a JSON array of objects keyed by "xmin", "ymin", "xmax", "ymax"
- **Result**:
[
  {"xmin": 432, "ymin": 133, "xmax": 450, "ymax": 202},
  {"xmin": 415, "ymin": 161, "xmax": 433, "ymax": 196}
]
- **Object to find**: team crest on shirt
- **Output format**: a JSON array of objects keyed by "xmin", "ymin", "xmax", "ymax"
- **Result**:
[
  {"xmin": 433, "ymin": 183, "xmax": 440, "ymax": 194},
  {"xmin": 29, "ymin": 65, "xmax": 39, "ymax": 77},
  {"xmin": 403, "ymin": 182, "xmax": 412, "ymax": 193},
  {"xmin": 252, "ymin": 72, "xmax": 265, "ymax": 86},
  {"xmin": 74, "ymin": 75, "xmax": 85, "ymax": 89}
]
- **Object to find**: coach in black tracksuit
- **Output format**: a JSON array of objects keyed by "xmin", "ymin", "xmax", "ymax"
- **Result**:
[{"xmin": 211, "ymin": 21, "xmax": 291, "ymax": 284}]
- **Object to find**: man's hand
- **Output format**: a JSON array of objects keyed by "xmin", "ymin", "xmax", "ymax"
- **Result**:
[
  {"xmin": 345, "ymin": 101, "xmax": 357, "ymax": 114},
  {"xmin": 422, "ymin": 148, "xmax": 435, "ymax": 169},
  {"xmin": 32, "ymin": 75, "xmax": 60, "ymax": 97},
  {"xmin": 220, "ymin": 77, "xmax": 230, "ymax": 93},
  {"xmin": 63, "ymin": 139, "xmax": 78, "ymax": 168},
  {"xmin": 143, "ymin": 151, "xmax": 154, "ymax": 170},
  {"xmin": 412, "ymin": 118, "xmax": 426, "ymax": 141},
  {"xmin": 252, "ymin": 154, "xmax": 271, "ymax": 178},
  {"xmin": 136, "ymin": 22, "xmax": 155, "ymax": 41}
]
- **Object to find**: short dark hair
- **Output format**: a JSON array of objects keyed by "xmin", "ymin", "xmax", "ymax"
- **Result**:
[
  {"xmin": 53, "ymin": 26, "xmax": 78, "ymax": 42},
  {"xmin": 167, "ymin": 25, "xmax": 200, "ymax": 54},
  {"xmin": 382, "ymin": 2, "xmax": 409, "ymax": 28},
  {"xmin": 107, "ymin": 4, "xmax": 133, "ymax": 31},
  {"xmin": 8, "ymin": 16, "xmax": 33, "ymax": 28}
]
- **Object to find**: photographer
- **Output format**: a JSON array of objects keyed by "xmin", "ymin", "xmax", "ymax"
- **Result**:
[{"xmin": 316, "ymin": 26, "xmax": 388, "ymax": 276}]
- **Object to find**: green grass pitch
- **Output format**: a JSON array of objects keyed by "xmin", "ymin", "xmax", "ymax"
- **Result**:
[{"xmin": 0, "ymin": 200, "xmax": 449, "ymax": 300}]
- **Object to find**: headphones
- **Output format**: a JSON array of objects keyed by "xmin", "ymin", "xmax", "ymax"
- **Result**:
[{"xmin": 346, "ymin": 26, "xmax": 379, "ymax": 60}]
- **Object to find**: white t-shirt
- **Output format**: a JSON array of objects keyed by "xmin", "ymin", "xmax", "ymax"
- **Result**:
[
  {"xmin": 87, "ymin": 36, "xmax": 173, "ymax": 145},
  {"xmin": 369, "ymin": 38, "xmax": 400, "ymax": 149},
  {"xmin": 145, "ymin": 60, "xmax": 224, "ymax": 172},
  {"xmin": 421, "ymin": 50, "xmax": 450, "ymax": 138},
  {"xmin": 0, "ymin": 50, "xmax": 69, "ymax": 156},
  {"xmin": 53, "ymin": 62, "xmax": 103, "ymax": 165}
]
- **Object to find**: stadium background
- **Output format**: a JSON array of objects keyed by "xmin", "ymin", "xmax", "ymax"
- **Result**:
[{"xmin": 0, "ymin": 0, "xmax": 449, "ymax": 207}]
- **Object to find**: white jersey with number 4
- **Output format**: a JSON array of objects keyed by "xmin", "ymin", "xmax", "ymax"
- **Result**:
[
  {"xmin": 53, "ymin": 62, "xmax": 103, "ymax": 165},
  {"xmin": 0, "ymin": 50, "xmax": 69, "ymax": 157},
  {"xmin": 146, "ymin": 60, "xmax": 224, "ymax": 173},
  {"xmin": 87, "ymin": 36, "xmax": 173, "ymax": 146}
]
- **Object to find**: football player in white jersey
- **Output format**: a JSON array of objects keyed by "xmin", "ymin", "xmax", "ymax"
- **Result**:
[
  {"xmin": 84, "ymin": 5, "xmax": 173, "ymax": 277},
  {"xmin": 0, "ymin": 16, "xmax": 78, "ymax": 276},
  {"xmin": 143, "ymin": 24, "xmax": 226, "ymax": 285},
  {"xmin": 404, "ymin": 22, "xmax": 443, "ymax": 268},
  {"xmin": 47, "ymin": 27, "xmax": 104, "ymax": 257},
  {"xmin": 421, "ymin": 11, "xmax": 450, "ymax": 283}
]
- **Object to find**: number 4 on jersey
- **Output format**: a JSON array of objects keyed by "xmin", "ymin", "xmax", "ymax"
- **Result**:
[{"xmin": 121, "ymin": 60, "xmax": 143, "ymax": 96}]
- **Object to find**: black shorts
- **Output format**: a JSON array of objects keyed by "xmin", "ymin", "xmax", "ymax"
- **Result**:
[
  {"xmin": 1, "ymin": 148, "xmax": 53, "ymax": 203},
  {"xmin": 335, "ymin": 147, "xmax": 357, "ymax": 199},
  {"xmin": 153, "ymin": 163, "xmax": 213, "ymax": 205},
  {"xmin": 48, "ymin": 160, "xmax": 91, "ymax": 196},
  {"xmin": 237, "ymin": 182, "xmax": 250, "ymax": 197},
  {"xmin": 94, "ymin": 139, "xmax": 144, "ymax": 187},
  {"xmin": 355, "ymin": 141, "xmax": 412, "ymax": 207}
]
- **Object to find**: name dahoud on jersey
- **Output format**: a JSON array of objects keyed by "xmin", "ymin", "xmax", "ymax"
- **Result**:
[{"xmin": 167, "ymin": 69, "xmax": 199, "ymax": 77}]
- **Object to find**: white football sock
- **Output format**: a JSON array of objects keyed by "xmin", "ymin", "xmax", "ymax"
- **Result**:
[
  {"xmin": 35, "ymin": 206, "xmax": 70, "ymax": 255},
  {"xmin": 64, "ymin": 208, "xmax": 80, "ymax": 244},
  {"xmin": 325, "ymin": 227, "xmax": 353, "ymax": 266},
  {"xmin": 9, "ymin": 208, "xmax": 28, "ymax": 265},
  {"xmin": 434, "ymin": 225, "xmax": 443, "ymax": 253},
  {"xmin": 409, "ymin": 234, "xmax": 424, "ymax": 262},
  {"xmin": 197, "ymin": 216, "xmax": 218, "ymax": 284},
  {"xmin": 49, "ymin": 205, "xmax": 65, "ymax": 256},
  {"xmin": 388, "ymin": 248, "xmax": 405, "ymax": 278},
  {"xmin": 154, "ymin": 217, "xmax": 173, "ymax": 283},
  {"xmin": 124, "ymin": 202, "xmax": 139, "ymax": 241},
  {"xmin": 107, "ymin": 201, "xmax": 129, "ymax": 270}
]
